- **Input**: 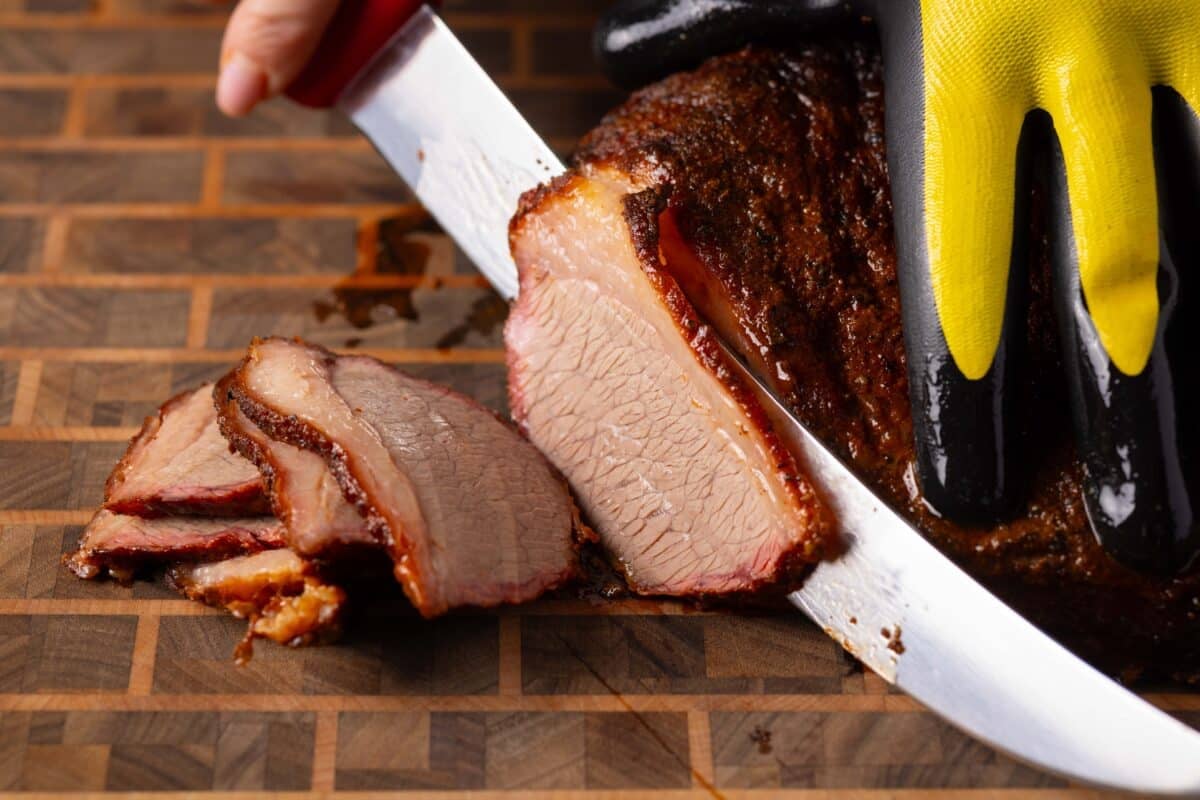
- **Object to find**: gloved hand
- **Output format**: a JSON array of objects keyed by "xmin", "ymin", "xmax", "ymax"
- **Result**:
[{"xmin": 596, "ymin": 0, "xmax": 1200, "ymax": 574}]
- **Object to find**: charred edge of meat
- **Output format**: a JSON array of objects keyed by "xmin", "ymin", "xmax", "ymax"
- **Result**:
[
  {"xmin": 213, "ymin": 372, "xmax": 274, "ymax": 489},
  {"xmin": 632, "ymin": 190, "xmax": 838, "ymax": 590},
  {"xmin": 212, "ymin": 371, "xmax": 384, "ymax": 564},
  {"xmin": 627, "ymin": 185, "xmax": 836, "ymax": 577},
  {"xmin": 104, "ymin": 488, "xmax": 268, "ymax": 518},
  {"xmin": 229, "ymin": 337, "xmax": 595, "ymax": 611},
  {"xmin": 224, "ymin": 346, "xmax": 393, "ymax": 547},
  {"xmin": 103, "ymin": 385, "xmax": 269, "ymax": 518},
  {"xmin": 65, "ymin": 511, "xmax": 285, "ymax": 584}
]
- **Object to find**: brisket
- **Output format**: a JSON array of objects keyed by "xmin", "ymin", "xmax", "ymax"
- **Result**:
[
  {"xmin": 227, "ymin": 338, "xmax": 589, "ymax": 617},
  {"xmin": 214, "ymin": 372, "xmax": 377, "ymax": 559},
  {"xmin": 104, "ymin": 385, "xmax": 267, "ymax": 517},
  {"xmin": 170, "ymin": 548, "xmax": 345, "ymax": 659},
  {"xmin": 67, "ymin": 510, "xmax": 283, "ymax": 582},
  {"xmin": 507, "ymin": 170, "xmax": 831, "ymax": 596},
  {"xmin": 509, "ymin": 42, "xmax": 1200, "ymax": 677}
]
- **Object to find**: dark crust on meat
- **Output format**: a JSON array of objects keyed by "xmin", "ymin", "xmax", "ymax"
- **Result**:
[
  {"xmin": 104, "ymin": 385, "xmax": 268, "ymax": 517},
  {"xmin": 508, "ymin": 175, "xmax": 832, "ymax": 600},
  {"xmin": 623, "ymin": 185, "xmax": 834, "ymax": 590},
  {"xmin": 213, "ymin": 370, "xmax": 381, "ymax": 562},
  {"xmin": 562, "ymin": 43, "xmax": 1200, "ymax": 679},
  {"xmin": 228, "ymin": 337, "xmax": 593, "ymax": 617}
]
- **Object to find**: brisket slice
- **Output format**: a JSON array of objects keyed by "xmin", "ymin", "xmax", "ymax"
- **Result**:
[
  {"xmin": 524, "ymin": 43, "xmax": 1200, "ymax": 677},
  {"xmin": 104, "ymin": 384, "xmax": 267, "ymax": 517},
  {"xmin": 67, "ymin": 510, "xmax": 284, "ymax": 582},
  {"xmin": 227, "ymin": 337, "xmax": 589, "ymax": 617},
  {"xmin": 506, "ymin": 168, "xmax": 831, "ymax": 596},
  {"xmin": 214, "ymin": 372, "xmax": 377, "ymax": 559},
  {"xmin": 170, "ymin": 549, "xmax": 345, "ymax": 660}
]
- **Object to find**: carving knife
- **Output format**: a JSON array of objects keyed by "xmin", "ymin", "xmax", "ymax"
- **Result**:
[{"xmin": 287, "ymin": 2, "xmax": 1200, "ymax": 792}]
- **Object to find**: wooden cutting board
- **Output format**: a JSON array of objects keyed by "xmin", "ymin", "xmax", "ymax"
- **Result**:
[{"xmin": 0, "ymin": 0, "xmax": 1193, "ymax": 796}]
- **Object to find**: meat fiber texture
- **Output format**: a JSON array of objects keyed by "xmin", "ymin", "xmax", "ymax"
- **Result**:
[
  {"xmin": 505, "ymin": 167, "xmax": 832, "ymax": 599},
  {"xmin": 104, "ymin": 384, "xmax": 268, "ymax": 517},
  {"xmin": 69, "ymin": 383, "xmax": 344, "ymax": 654},
  {"xmin": 509, "ymin": 42, "xmax": 1200, "ymax": 679},
  {"xmin": 214, "ymin": 371, "xmax": 376, "ymax": 560},
  {"xmin": 225, "ymin": 337, "xmax": 590, "ymax": 618},
  {"xmin": 71, "ymin": 384, "xmax": 283, "ymax": 581}
]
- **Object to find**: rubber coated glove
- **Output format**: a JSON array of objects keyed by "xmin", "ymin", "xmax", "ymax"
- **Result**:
[{"xmin": 595, "ymin": 0, "xmax": 1200, "ymax": 574}]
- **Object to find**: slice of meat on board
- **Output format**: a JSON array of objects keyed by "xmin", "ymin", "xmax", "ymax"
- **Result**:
[
  {"xmin": 67, "ymin": 509, "xmax": 284, "ymax": 582},
  {"xmin": 214, "ymin": 371, "xmax": 377, "ymax": 560},
  {"xmin": 104, "ymin": 384, "xmax": 268, "ymax": 517},
  {"xmin": 171, "ymin": 548, "xmax": 345, "ymax": 661},
  {"xmin": 505, "ymin": 167, "xmax": 831, "ymax": 597},
  {"xmin": 227, "ymin": 337, "xmax": 590, "ymax": 617}
]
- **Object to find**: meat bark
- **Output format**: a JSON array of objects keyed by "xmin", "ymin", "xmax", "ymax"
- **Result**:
[
  {"xmin": 104, "ymin": 385, "xmax": 267, "ymax": 517},
  {"xmin": 227, "ymin": 337, "xmax": 589, "ymax": 617},
  {"xmin": 214, "ymin": 372, "xmax": 377, "ymax": 560},
  {"xmin": 513, "ymin": 43, "xmax": 1200, "ymax": 678}
]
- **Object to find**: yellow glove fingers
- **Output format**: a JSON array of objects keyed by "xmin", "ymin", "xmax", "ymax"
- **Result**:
[
  {"xmin": 1048, "ymin": 77, "xmax": 1159, "ymax": 377},
  {"xmin": 922, "ymin": 72, "xmax": 1025, "ymax": 381},
  {"xmin": 916, "ymin": 0, "xmax": 1200, "ymax": 381}
]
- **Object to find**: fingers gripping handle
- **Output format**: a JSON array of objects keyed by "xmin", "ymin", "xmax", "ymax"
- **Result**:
[{"xmin": 286, "ymin": 0, "xmax": 433, "ymax": 108}]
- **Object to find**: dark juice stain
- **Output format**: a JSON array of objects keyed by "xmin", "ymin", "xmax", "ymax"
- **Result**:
[
  {"xmin": 313, "ymin": 215, "xmax": 434, "ymax": 344},
  {"xmin": 377, "ymin": 215, "xmax": 435, "ymax": 276},
  {"xmin": 749, "ymin": 726, "xmax": 773, "ymax": 755},
  {"xmin": 435, "ymin": 292, "xmax": 510, "ymax": 349},
  {"xmin": 575, "ymin": 543, "xmax": 629, "ymax": 604},
  {"xmin": 313, "ymin": 287, "xmax": 422, "ymax": 329},
  {"xmin": 887, "ymin": 625, "xmax": 905, "ymax": 655}
]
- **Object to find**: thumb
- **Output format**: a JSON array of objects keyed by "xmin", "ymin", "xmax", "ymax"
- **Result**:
[{"xmin": 217, "ymin": 0, "xmax": 342, "ymax": 117}]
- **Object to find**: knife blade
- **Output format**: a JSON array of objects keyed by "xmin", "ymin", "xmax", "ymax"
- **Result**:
[
  {"xmin": 725, "ymin": 339, "xmax": 1200, "ymax": 795},
  {"xmin": 291, "ymin": 3, "xmax": 1200, "ymax": 792}
]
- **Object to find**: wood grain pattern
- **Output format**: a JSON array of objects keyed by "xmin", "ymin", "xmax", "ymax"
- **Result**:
[{"xmin": 0, "ymin": 0, "xmax": 1195, "ymax": 794}]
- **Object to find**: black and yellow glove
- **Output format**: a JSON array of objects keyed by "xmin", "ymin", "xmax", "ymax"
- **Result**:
[{"xmin": 596, "ymin": 0, "xmax": 1200, "ymax": 574}]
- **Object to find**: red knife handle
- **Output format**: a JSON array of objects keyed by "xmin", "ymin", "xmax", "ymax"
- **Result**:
[{"xmin": 286, "ymin": 0, "xmax": 435, "ymax": 108}]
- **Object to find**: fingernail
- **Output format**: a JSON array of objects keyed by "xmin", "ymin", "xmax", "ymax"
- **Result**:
[{"xmin": 217, "ymin": 52, "xmax": 267, "ymax": 117}]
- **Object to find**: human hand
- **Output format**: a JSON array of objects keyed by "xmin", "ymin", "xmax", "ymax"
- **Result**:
[{"xmin": 216, "ymin": 0, "xmax": 343, "ymax": 116}]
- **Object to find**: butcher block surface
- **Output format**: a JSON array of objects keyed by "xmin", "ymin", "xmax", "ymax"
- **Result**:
[{"xmin": 0, "ymin": 0, "xmax": 1193, "ymax": 796}]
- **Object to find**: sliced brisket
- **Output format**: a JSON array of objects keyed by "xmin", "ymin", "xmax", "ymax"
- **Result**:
[
  {"xmin": 214, "ymin": 372, "xmax": 377, "ymax": 559},
  {"xmin": 105, "ymin": 384, "xmax": 267, "ymax": 517},
  {"xmin": 506, "ymin": 174, "xmax": 831, "ymax": 596},
  {"xmin": 512, "ymin": 43, "xmax": 1200, "ymax": 676},
  {"xmin": 228, "ymin": 337, "xmax": 588, "ymax": 617},
  {"xmin": 67, "ymin": 509, "xmax": 284, "ymax": 582}
]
